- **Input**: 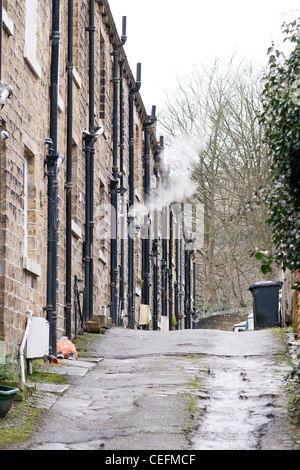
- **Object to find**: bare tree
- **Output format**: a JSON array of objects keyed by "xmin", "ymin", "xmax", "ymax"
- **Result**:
[{"xmin": 159, "ymin": 59, "xmax": 277, "ymax": 313}]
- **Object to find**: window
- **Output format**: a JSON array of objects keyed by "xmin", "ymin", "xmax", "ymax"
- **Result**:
[
  {"xmin": 23, "ymin": 150, "xmax": 41, "ymax": 276},
  {"xmin": 24, "ymin": 0, "xmax": 41, "ymax": 78},
  {"xmin": 71, "ymin": 141, "xmax": 81, "ymax": 222},
  {"xmin": 97, "ymin": 179, "xmax": 109, "ymax": 265},
  {"xmin": 98, "ymin": 178, "xmax": 107, "ymax": 244},
  {"xmin": 2, "ymin": 6, "xmax": 14, "ymax": 37}
]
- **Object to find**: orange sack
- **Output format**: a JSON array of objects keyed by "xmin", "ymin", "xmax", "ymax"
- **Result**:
[{"xmin": 56, "ymin": 337, "xmax": 78, "ymax": 360}]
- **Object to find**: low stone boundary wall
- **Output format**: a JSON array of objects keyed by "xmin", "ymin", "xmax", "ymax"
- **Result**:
[{"xmin": 196, "ymin": 309, "xmax": 252, "ymax": 331}]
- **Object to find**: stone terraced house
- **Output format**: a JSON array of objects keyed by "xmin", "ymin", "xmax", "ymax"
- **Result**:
[{"xmin": 0, "ymin": 0, "xmax": 196, "ymax": 362}]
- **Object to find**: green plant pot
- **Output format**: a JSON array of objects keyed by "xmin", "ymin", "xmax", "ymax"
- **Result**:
[{"xmin": 0, "ymin": 385, "xmax": 19, "ymax": 417}]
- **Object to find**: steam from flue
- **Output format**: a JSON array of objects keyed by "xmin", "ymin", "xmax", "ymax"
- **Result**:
[{"xmin": 154, "ymin": 133, "xmax": 206, "ymax": 206}]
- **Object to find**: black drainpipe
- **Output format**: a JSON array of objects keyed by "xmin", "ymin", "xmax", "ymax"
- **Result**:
[
  {"xmin": 174, "ymin": 216, "xmax": 179, "ymax": 330},
  {"xmin": 110, "ymin": 17, "xmax": 127, "ymax": 326},
  {"xmin": 65, "ymin": 0, "xmax": 73, "ymax": 339},
  {"xmin": 83, "ymin": 131, "xmax": 91, "ymax": 323},
  {"xmin": 152, "ymin": 136, "xmax": 163, "ymax": 329},
  {"xmin": 174, "ymin": 203, "xmax": 182, "ymax": 330},
  {"xmin": 119, "ymin": 56, "xmax": 126, "ymax": 325},
  {"xmin": 142, "ymin": 106, "xmax": 156, "ymax": 307},
  {"xmin": 168, "ymin": 205, "xmax": 173, "ymax": 330},
  {"xmin": 184, "ymin": 244, "xmax": 193, "ymax": 329},
  {"xmin": 184, "ymin": 246, "xmax": 189, "ymax": 329},
  {"xmin": 161, "ymin": 205, "xmax": 168, "ymax": 318},
  {"xmin": 45, "ymin": 0, "xmax": 60, "ymax": 357},
  {"xmin": 83, "ymin": 0, "xmax": 95, "ymax": 322},
  {"xmin": 193, "ymin": 258, "xmax": 196, "ymax": 329},
  {"xmin": 128, "ymin": 63, "xmax": 141, "ymax": 329},
  {"xmin": 152, "ymin": 209, "xmax": 159, "ymax": 330}
]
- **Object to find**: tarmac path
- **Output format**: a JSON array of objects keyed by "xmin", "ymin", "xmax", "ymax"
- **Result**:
[{"xmin": 8, "ymin": 328, "xmax": 298, "ymax": 450}]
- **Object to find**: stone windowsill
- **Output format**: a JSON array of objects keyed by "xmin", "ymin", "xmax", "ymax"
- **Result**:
[
  {"xmin": 23, "ymin": 45, "xmax": 42, "ymax": 79},
  {"xmin": 23, "ymin": 257, "xmax": 41, "ymax": 277}
]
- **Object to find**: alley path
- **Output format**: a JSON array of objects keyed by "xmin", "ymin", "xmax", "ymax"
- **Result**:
[{"xmin": 10, "ymin": 328, "xmax": 298, "ymax": 450}]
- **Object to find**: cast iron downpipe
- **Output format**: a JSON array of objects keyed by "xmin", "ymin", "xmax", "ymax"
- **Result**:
[
  {"xmin": 184, "ymin": 247, "xmax": 190, "ymax": 329},
  {"xmin": 83, "ymin": 0, "xmax": 96, "ymax": 322},
  {"xmin": 179, "ymin": 203, "xmax": 184, "ymax": 329},
  {"xmin": 119, "ymin": 56, "xmax": 126, "ymax": 325},
  {"xmin": 128, "ymin": 63, "xmax": 141, "ymax": 329},
  {"xmin": 152, "ymin": 210, "xmax": 159, "ymax": 331},
  {"xmin": 83, "ymin": 130, "xmax": 92, "ymax": 322},
  {"xmin": 193, "ymin": 259, "xmax": 196, "ymax": 329},
  {"xmin": 161, "ymin": 204, "xmax": 168, "ymax": 318},
  {"xmin": 151, "ymin": 136, "xmax": 163, "ymax": 329},
  {"xmin": 65, "ymin": 0, "xmax": 73, "ymax": 338},
  {"xmin": 110, "ymin": 17, "xmax": 127, "ymax": 326},
  {"xmin": 88, "ymin": 0, "xmax": 96, "ymax": 323},
  {"xmin": 174, "ymin": 219, "xmax": 179, "ymax": 330},
  {"xmin": 168, "ymin": 206, "xmax": 174, "ymax": 330},
  {"xmin": 45, "ymin": 0, "xmax": 61, "ymax": 356},
  {"xmin": 142, "ymin": 105, "xmax": 156, "ymax": 307},
  {"xmin": 174, "ymin": 203, "xmax": 182, "ymax": 330},
  {"xmin": 184, "ymin": 243, "xmax": 194, "ymax": 329}
]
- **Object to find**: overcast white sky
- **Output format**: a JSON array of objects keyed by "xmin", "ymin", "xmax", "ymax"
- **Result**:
[{"xmin": 109, "ymin": 0, "xmax": 299, "ymax": 115}]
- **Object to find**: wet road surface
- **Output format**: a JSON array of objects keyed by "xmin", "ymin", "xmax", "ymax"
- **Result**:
[{"xmin": 8, "ymin": 328, "xmax": 298, "ymax": 450}]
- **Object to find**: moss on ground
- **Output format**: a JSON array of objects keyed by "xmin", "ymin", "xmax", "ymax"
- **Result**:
[
  {"xmin": 276, "ymin": 328, "xmax": 300, "ymax": 449},
  {"xmin": 0, "ymin": 363, "xmax": 68, "ymax": 448},
  {"xmin": 178, "ymin": 355, "xmax": 209, "ymax": 441},
  {"xmin": 73, "ymin": 332, "xmax": 103, "ymax": 357},
  {"xmin": 0, "ymin": 395, "xmax": 44, "ymax": 447},
  {"xmin": 285, "ymin": 371, "xmax": 300, "ymax": 450},
  {"xmin": 0, "ymin": 332, "xmax": 102, "ymax": 448}
]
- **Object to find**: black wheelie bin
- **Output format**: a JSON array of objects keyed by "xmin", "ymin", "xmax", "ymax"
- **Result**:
[{"xmin": 249, "ymin": 281, "xmax": 283, "ymax": 329}]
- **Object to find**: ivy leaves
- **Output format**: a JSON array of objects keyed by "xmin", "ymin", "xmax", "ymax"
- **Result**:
[
  {"xmin": 258, "ymin": 17, "xmax": 300, "ymax": 274},
  {"xmin": 251, "ymin": 249, "xmax": 274, "ymax": 275}
]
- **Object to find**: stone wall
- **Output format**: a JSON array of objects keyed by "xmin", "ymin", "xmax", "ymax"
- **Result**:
[
  {"xmin": 0, "ymin": 0, "xmax": 161, "ymax": 357},
  {"xmin": 0, "ymin": 0, "xmax": 195, "ymax": 359},
  {"xmin": 196, "ymin": 309, "xmax": 251, "ymax": 332}
]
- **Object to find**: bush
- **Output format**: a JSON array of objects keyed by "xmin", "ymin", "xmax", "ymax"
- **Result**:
[
  {"xmin": 0, "ymin": 356, "xmax": 20, "ymax": 383},
  {"xmin": 259, "ymin": 18, "xmax": 300, "ymax": 274}
]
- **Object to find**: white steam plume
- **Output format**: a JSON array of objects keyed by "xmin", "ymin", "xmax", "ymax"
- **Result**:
[{"xmin": 154, "ymin": 133, "xmax": 206, "ymax": 206}]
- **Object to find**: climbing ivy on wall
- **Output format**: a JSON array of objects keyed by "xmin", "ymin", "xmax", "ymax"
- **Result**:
[{"xmin": 259, "ymin": 17, "xmax": 300, "ymax": 275}]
